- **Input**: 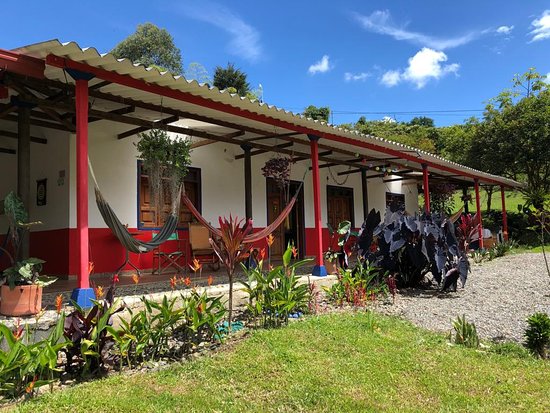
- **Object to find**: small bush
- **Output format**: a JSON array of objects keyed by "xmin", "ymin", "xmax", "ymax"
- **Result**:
[
  {"xmin": 524, "ymin": 312, "xmax": 550, "ymax": 358},
  {"xmin": 488, "ymin": 240, "xmax": 517, "ymax": 260},
  {"xmin": 324, "ymin": 260, "xmax": 387, "ymax": 307},
  {"xmin": 240, "ymin": 246, "xmax": 310, "ymax": 328},
  {"xmin": 489, "ymin": 342, "xmax": 532, "ymax": 359},
  {"xmin": 451, "ymin": 315, "xmax": 480, "ymax": 348}
]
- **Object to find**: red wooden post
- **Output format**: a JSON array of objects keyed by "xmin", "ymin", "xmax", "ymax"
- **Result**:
[
  {"xmin": 501, "ymin": 185, "xmax": 509, "ymax": 241},
  {"xmin": 76, "ymin": 79, "xmax": 89, "ymax": 289},
  {"xmin": 422, "ymin": 164, "xmax": 430, "ymax": 213},
  {"xmin": 474, "ymin": 179, "xmax": 484, "ymax": 249},
  {"xmin": 308, "ymin": 135, "xmax": 327, "ymax": 276},
  {"xmin": 68, "ymin": 70, "xmax": 95, "ymax": 307}
]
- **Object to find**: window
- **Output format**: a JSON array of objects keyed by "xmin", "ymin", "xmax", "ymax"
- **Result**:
[
  {"xmin": 385, "ymin": 192, "xmax": 405, "ymax": 211},
  {"xmin": 326, "ymin": 185, "xmax": 354, "ymax": 229},
  {"xmin": 138, "ymin": 162, "xmax": 201, "ymax": 229}
]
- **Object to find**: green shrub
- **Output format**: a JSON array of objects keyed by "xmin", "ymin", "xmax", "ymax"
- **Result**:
[
  {"xmin": 324, "ymin": 260, "xmax": 388, "ymax": 306},
  {"xmin": 240, "ymin": 246, "xmax": 310, "ymax": 328},
  {"xmin": 524, "ymin": 312, "xmax": 550, "ymax": 358},
  {"xmin": 489, "ymin": 342, "xmax": 532, "ymax": 359},
  {"xmin": 0, "ymin": 315, "xmax": 68, "ymax": 399},
  {"xmin": 114, "ymin": 291, "xmax": 226, "ymax": 365},
  {"xmin": 450, "ymin": 315, "xmax": 480, "ymax": 348},
  {"xmin": 488, "ymin": 240, "xmax": 517, "ymax": 260}
]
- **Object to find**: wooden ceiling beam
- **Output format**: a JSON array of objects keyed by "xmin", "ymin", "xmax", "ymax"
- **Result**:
[
  {"xmin": 8, "ymin": 75, "xmax": 275, "ymax": 136},
  {"xmin": 117, "ymin": 114, "xmax": 179, "ymax": 139},
  {"xmin": 0, "ymin": 147, "xmax": 16, "ymax": 155},
  {"xmin": 234, "ymin": 142, "xmax": 293, "ymax": 159},
  {"xmin": 0, "ymin": 130, "xmax": 47, "ymax": 144}
]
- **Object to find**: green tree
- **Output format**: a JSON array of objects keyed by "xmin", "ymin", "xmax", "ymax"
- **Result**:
[
  {"xmin": 186, "ymin": 62, "xmax": 211, "ymax": 85},
  {"xmin": 303, "ymin": 105, "xmax": 330, "ymax": 122},
  {"xmin": 476, "ymin": 69, "xmax": 550, "ymax": 208},
  {"xmin": 111, "ymin": 23, "xmax": 183, "ymax": 74},
  {"xmin": 408, "ymin": 116, "xmax": 435, "ymax": 128},
  {"xmin": 213, "ymin": 63, "xmax": 250, "ymax": 96}
]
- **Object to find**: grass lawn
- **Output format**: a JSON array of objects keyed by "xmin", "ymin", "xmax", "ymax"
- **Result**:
[
  {"xmin": 12, "ymin": 312, "xmax": 550, "ymax": 413},
  {"xmin": 450, "ymin": 190, "xmax": 526, "ymax": 213}
]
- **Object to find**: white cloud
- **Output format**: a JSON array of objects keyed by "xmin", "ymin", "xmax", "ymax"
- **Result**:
[
  {"xmin": 529, "ymin": 10, "xmax": 550, "ymax": 42},
  {"xmin": 380, "ymin": 70, "xmax": 401, "ymax": 87},
  {"xmin": 496, "ymin": 25, "xmax": 514, "ymax": 35},
  {"xmin": 380, "ymin": 48, "xmax": 459, "ymax": 89},
  {"xmin": 180, "ymin": 2, "xmax": 262, "ymax": 62},
  {"xmin": 344, "ymin": 72, "xmax": 370, "ymax": 82},
  {"xmin": 353, "ymin": 10, "xmax": 481, "ymax": 50},
  {"xmin": 308, "ymin": 55, "xmax": 332, "ymax": 75}
]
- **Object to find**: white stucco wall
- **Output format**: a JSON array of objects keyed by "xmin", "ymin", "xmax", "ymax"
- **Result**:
[
  {"xmin": 0, "ymin": 121, "xmax": 70, "ymax": 232},
  {"xmin": 1, "ymin": 118, "xmax": 419, "ymax": 233}
]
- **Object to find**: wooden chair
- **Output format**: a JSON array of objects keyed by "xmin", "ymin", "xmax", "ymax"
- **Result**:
[
  {"xmin": 152, "ymin": 231, "xmax": 187, "ymax": 275},
  {"xmin": 189, "ymin": 223, "xmax": 220, "ymax": 270}
]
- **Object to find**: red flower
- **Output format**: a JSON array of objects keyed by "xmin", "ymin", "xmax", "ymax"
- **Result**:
[
  {"xmin": 291, "ymin": 245, "xmax": 298, "ymax": 258},
  {"xmin": 55, "ymin": 294, "xmax": 63, "ymax": 315},
  {"xmin": 12, "ymin": 319, "xmax": 23, "ymax": 341},
  {"xmin": 207, "ymin": 275, "xmax": 214, "ymax": 286},
  {"xmin": 113, "ymin": 273, "xmax": 120, "ymax": 284},
  {"xmin": 259, "ymin": 248, "xmax": 266, "ymax": 262},
  {"xmin": 184, "ymin": 277, "xmax": 192, "ymax": 287},
  {"xmin": 170, "ymin": 276, "xmax": 178, "ymax": 290},
  {"xmin": 266, "ymin": 234, "xmax": 274, "ymax": 247}
]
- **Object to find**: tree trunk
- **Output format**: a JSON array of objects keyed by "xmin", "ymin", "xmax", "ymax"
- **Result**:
[{"xmin": 485, "ymin": 186, "xmax": 494, "ymax": 212}]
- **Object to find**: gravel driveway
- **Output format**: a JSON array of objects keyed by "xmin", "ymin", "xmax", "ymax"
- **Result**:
[{"xmin": 378, "ymin": 253, "xmax": 550, "ymax": 343}]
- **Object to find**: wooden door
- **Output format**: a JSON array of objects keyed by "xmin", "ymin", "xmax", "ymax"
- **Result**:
[
  {"xmin": 267, "ymin": 190, "xmax": 285, "ymax": 257},
  {"xmin": 266, "ymin": 179, "xmax": 305, "ymax": 258},
  {"xmin": 326, "ymin": 186, "xmax": 354, "ymax": 229}
]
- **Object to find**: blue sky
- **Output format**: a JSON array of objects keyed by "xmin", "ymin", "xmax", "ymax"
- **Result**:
[{"xmin": 3, "ymin": 1, "xmax": 550, "ymax": 126}]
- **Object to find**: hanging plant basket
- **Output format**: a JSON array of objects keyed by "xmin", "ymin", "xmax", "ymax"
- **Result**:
[
  {"xmin": 261, "ymin": 156, "xmax": 292, "ymax": 189},
  {"xmin": 135, "ymin": 129, "xmax": 192, "ymax": 213}
]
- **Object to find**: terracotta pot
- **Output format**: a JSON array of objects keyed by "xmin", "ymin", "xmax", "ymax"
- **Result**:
[
  {"xmin": 0, "ymin": 284, "xmax": 43, "ymax": 317},
  {"xmin": 324, "ymin": 260, "xmax": 338, "ymax": 275}
]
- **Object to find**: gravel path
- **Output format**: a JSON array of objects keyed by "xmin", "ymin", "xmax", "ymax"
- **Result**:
[{"xmin": 377, "ymin": 253, "xmax": 550, "ymax": 343}]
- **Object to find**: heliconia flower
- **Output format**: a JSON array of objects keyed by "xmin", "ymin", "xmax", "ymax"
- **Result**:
[
  {"xmin": 12, "ymin": 319, "xmax": 23, "ymax": 341},
  {"xmin": 55, "ymin": 294, "xmax": 63, "ymax": 315},
  {"xmin": 25, "ymin": 376, "xmax": 37, "ymax": 394},
  {"xmin": 207, "ymin": 275, "xmax": 214, "ymax": 286},
  {"xmin": 291, "ymin": 245, "xmax": 298, "ymax": 258},
  {"xmin": 170, "ymin": 276, "xmax": 178, "ymax": 290},
  {"xmin": 113, "ymin": 273, "xmax": 120, "ymax": 284},
  {"xmin": 88, "ymin": 261, "xmax": 95, "ymax": 276},
  {"xmin": 269, "ymin": 264, "xmax": 274, "ymax": 271},
  {"xmin": 184, "ymin": 277, "xmax": 192, "ymax": 287},
  {"xmin": 266, "ymin": 234, "xmax": 274, "ymax": 247},
  {"xmin": 132, "ymin": 273, "xmax": 140, "ymax": 285},
  {"xmin": 189, "ymin": 258, "xmax": 202, "ymax": 273},
  {"xmin": 95, "ymin": 285, "xmax": 104, "ymax": 299},
  {"xmin": 259, "ymin": 248, "xmax": 266, "ymax": 262}
]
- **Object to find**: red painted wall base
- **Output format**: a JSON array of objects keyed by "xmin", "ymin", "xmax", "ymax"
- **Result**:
[{"xmin": 1, "ymin": 226, "xmax": 336, "ymax": 277}]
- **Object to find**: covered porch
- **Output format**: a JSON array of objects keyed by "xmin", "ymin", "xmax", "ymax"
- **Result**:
[{"xmin": 0, "ymin": 40, "xmax": 521, "ymax": 306}]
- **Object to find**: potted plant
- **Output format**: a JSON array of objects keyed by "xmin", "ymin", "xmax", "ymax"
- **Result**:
[
  {"xmin": 0, "ymin": 255, "xmax": 56, "ymax": 316},
  {"xmin": 324, "ymin": 220, "xmax": 357, "ymax": 274},
  {"xmin": 323, "ymin": 249, "xmax": 339, "ymax": 275}
]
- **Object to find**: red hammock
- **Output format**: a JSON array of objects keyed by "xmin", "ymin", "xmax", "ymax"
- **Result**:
[{"xmin": 182, "ymin": 183, "xmax": 302, "ymax": 244}]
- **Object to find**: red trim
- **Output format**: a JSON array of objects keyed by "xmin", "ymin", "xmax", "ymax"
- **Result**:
[
  {"xmin": 0, "ymin": 49, "xmax": 45, "ymax": 79},
  {"xmin": 310, "ymin": 138, "xmax": 324, "ymax": 267},
  {"xmin": 474, "ymin": 179, "xmax": 484, "ymax": 249},
  {"xmin": 75, "ymin": 79, "xmax": 90, "ymax": 288},
  {"xmin": 501, "ymin": 185, "xmax": 508, "ymax": 241},
  {"xmin": 422, "ymin": 164, "xmax": 430, "ymax": 213},
  {"xmin": 44, "ymin": 54, "xmax": 512, "ymax": 188}
]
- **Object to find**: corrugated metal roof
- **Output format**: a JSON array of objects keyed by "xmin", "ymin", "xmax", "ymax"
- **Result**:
[{"xmin": 13, "ymin": 39, "xmax": 521, "ymax": 188}]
